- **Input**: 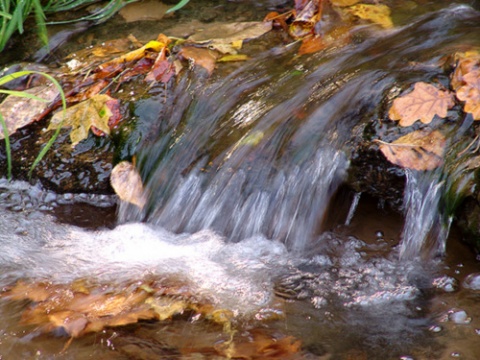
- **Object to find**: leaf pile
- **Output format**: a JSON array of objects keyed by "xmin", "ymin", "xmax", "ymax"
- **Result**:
[
  {"xmin": 3, "ymin": 278, "xmax": 216, "ymax": 338},
  {"xmin": 378, "ymin": 50, "xmax": 480, "ymax": 170}
]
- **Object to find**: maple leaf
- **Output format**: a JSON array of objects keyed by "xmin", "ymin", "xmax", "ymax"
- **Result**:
[
  {"xmin": 376, "ymin": 129, "xmax": 446, "ymax": 171},
  {"xmin": 48, "ymin": 94, "xmax": 117, "ymax": 146},
  {"xmin": 456, "ymin": 70, "xmax": 480, "ymax": 120},
  {"xmin": 389, "ymin": 82, "xmax": 455, "ymax": 126},
  {"xmin": 344, "ymin": 4, "xmax": 394, "ymax": 29}
]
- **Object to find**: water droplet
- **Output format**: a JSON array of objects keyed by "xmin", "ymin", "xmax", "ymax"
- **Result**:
[
  {"xmin": 399, "ymin": 356, "xmax": 414, "ymax": 360},
  {"xmin": 475, "ymin": 328, "xmax": 480, "ymax": 335},
  {"xmin": 375, "ymin": 230, "xmax": 384, "ymax": 238},
  {"xmin": 450, "ymin": 352, "xmax": 461, "ymax": 357},
  {"xmin": 463, "ymin": 273, "xmax": 480, "ymax": 291}
]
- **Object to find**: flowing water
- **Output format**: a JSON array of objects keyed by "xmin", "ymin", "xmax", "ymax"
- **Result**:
[{"xmin": 1, "ymin": 1, "xmax": 480, "ymax": 359}]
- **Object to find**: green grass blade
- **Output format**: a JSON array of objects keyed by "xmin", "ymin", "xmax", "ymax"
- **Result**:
[
  {"xmin": 32, "ymin": 0, "xmax": 49, "ymax": 47},
  {"xmin": 166, "ymin": 0, "xmax": 190, "ymax": 14},
  {"xmin": 0, "ymin": 112, "xmax": 12, "ymax": 180},
  {"xmin": 0, "ymin": 89, "xmax": 49, "ymax": 101}
]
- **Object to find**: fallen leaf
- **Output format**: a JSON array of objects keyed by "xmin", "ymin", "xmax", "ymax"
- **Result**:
[
  {"xmin": 298, "ymin": 25, "xmax": 351, "ymax": 55},
  {"xmin": 217, "ymin": 54, "xmax": 249, "ymax": 62},
  {"xmin": 179, "ymin": 46, "xmax": 219, "ymax": 75},
  {"xmin": 345, "ymin": 4, "xmax": 394, "ymax": 29},
  {"xmin": 376, "ymin": 129, "xmax": 446, "ymax": 171},
  {"xmin": 456, "ymin": 70, "xmax": 480, "ymax": 120},
  {"xmin": 48, "ymin": 94, "xmax": 115, "ymax": 146},
  {"xmin": 289, "ymin": 0, "xmax": 322, "ymax": 39},
  {"xmin": 187, "ymin": 21, "xmax": 272, "ymax": 54},
  {"xmin": 119, "ymin": 0, "xmax": 169, "ymax": 22},
  {"xmin": 389, "ymin": 82, "xmax": 455, "ymax": 126},
  {"xmin": 145, "ymin": 47, "xmax": 176, "ymax": 83},
  {"xmin": 110, "ymin": 161, "xmax": 147, "ymax": 208},
  {"xmin": 451, "ymin": 50, "xmax": 480, "ymax": 91},
  {"xmin": 0, "ymin": 84, "xmax": 59, "ymax": 139}
]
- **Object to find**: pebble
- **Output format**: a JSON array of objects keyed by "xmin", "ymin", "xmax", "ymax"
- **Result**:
[
  {"xmin": 449, "ymin": 310, "xmax": 471, "ymax": 324},
  {"xmin": 462, "ymin": 273, "xmax": 480, "ymax": 291}
]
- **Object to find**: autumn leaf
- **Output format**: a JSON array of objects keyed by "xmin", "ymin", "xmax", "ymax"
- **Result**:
[
  {"xmin": 110, "ymin": 161, "xmax": 146, "ymax": 208},
  {"xmin": 48, "ymin": 94, "xmax": 117, "ymax": 146},
  {"xmin": 389, "ymin": 82, "xmax": 455, "ymax": 126},
  {"xmin": 298, "ymin": 25, "xmax": 351, "ymax": 55},
  {"xmin": 179, "ymin": 46, "xmax": 219, "ymax": 75},
  {"xmin": 289, "ymin": 0, "xmax": 322, "ymax": 39},
  {"xmin": 456, "ymin": 70, "xmax": 480, "ymax": 120},
  {"xmin": 376, "ymin": 129, "xmax": 446, "ymax": 171},
  {"xmin": 451, "ymin": 50, "xmax": 480, "ymax": 91},
  {"xmin": 118, "ymin": 0, "xmax": 169, "ymax": 22},
  {"xmin": 344, "ymin": 4, "xmax": 394, "ymax": 29},
  {"xmin": 0, "ymin": 84, "xmax": 59, "ymax": 139},
  {"xmin": 187, "ymin": 21, "xmax": 272, "ymax": 54}
]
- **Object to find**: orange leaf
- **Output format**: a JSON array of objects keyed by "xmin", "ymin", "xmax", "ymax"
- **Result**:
[
  {"xmin": 456, "ymin": 70, "xmax": 480, "ymax": 120},
  {"xmin": 451, "ymin": 50, "xmax": 480, "ymax": 91},
  {"xmin": 179, "ymin": 46, "xmax": 218, "ymax": 75},
  {"xmin": 377, "ymin": 129, "xmax": 446, "ymax": 171},
  {"xmin": 388, "ymin": 82, "xmax": 454, "ymax": 126}
]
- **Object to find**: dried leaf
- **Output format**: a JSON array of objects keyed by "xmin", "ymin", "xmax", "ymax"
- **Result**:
[
  {"xmin": 119, "ymin": 0, "xmax": 169, "ymax": 22},
  {"xmin": 217, "ymin": 54, "xmax": 249, "ymax": 62},
  {"xmin": 110, "ymin": 161, "xmax": 147, "ymax": 208},
  {"xmin": 377, "ymin": 129, "xmax": 446, "ymax": 171},
  {"xmin": 389, "ymin": 82, "xmax": 455, "ymax": 126},
  {"xmin": 451, "ymin": 50, "xmax": 480, "ymax": 91},
  {"xmin": 289, "ymin": 0, "xmax": 322, "ymax": 39},
  {"xmin": 48, "ymin": 94, "xmax": 115, "ymax": 146},
  {"xmin": 345, "ymin": 4, "xmax": 394, "ymax": 29},
  {"xmin": 179, "ymin": 46, "xmax": 219, "ymax": 75},
  {"xmin": 0, "ymin": 84, "xmax": 59, "ymax": 139},
  {"xmin": 456, "ymin": 70, "xmax": 480, "ymax": 120},
  {"xmin": 145, "ymin": 47, "xmax": 176, "ymax": 83},
  {"xmin": 187, "ymin": 21, "xmax": 272, "ymax": 54}
]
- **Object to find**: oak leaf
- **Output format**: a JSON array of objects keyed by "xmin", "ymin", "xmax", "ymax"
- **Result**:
[
  {"xmin": 48, "ymin": 94, "xmax": 116, "ymax": 146},
  {"xmin": 456, "ymin": 70, "xmax": 480, "ymax": 120},
  {"xmin": 388, "ymin": 82, "xmax": 455, "ymax": 126},
  {"xmin": 345, "ymin": 4, "xmax": 394, "ymax": 29},
  {"xmin": 451, "ymin": 50, "xmax": 480, "ymax": 91},
  {"xmin": 377, "ymin": 129, "xmax": 446, "ymax": 171}
]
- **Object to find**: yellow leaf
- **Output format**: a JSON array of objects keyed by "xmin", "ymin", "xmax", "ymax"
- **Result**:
[
  {"xmin": 389, "ymin": 82, "xmax": 455, "ymax": 126},
  {"xmin": 346, "ymin": 4, "xmax": 394, "ymax": 29},
  {"xmin": 48, "ymin": 94, "xmax": 114, "ymax": 146},
  {"xmin": 377, "ymin": 129, "xmax": 446, "ymax": 171},
  {"xmin": 217, "ymin": 54, "xmax": 249, "ymax": 62},
  {"xmin": 329, "ymin": 0, "xmax": 361, "ymax": 7}
]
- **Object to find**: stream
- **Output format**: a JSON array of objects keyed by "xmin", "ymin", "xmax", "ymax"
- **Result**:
[{"xmin": 1, "ymin": 0, "xmax": 480, "ymax": 359}]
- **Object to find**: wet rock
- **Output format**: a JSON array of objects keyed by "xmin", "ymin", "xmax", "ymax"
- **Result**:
[{"xmin": 463, "ymin": 272, "xmax": 480, "ymax": 291}]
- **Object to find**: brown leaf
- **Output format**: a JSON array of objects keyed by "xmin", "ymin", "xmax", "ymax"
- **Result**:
[
  {"xmin": 298, "ymin": 25, "xmax": 351, "ymax": 55},
  {"xmin": 289, "ymin": 0, "xmax": 322, "ymax": 39},
  {"xmin": 456, "ymin": 70, "xmax": 480, "ymax": 120},
  {"xmin": 377, "ymin": 129, "xmax": 446, "ymax": 171},
  {"xmin": 118, "ymin": 0, "xmax": 169, "ymax": 22},
  {"xmin": 145, "ymin": 47, "xmax": 176, "ymax": 83},
  {"xmin": 388, "ymin": 82, "xmax": 455, "ymax": 126},
  {"xmin": 179, "ymin": 47, "xmax": 219, "ymax": 75},
  {"xmin": 0, "ymin": 84, "xmax": 59, "ymax": 139},
  {"xmin": 110, "ymin": 161, "xmax": 147, "ymax": 208}
]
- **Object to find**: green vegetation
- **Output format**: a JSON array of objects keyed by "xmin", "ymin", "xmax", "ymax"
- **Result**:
[{"xmin": 0, "ymin": 70, "xmax": 66, "ymax": 180}]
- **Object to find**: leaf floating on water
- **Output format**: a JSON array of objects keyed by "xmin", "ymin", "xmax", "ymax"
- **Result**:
[
  {"xmin": 344, "ymin": 4, "xmax": 394, "ymax": 29},
  {"xmin": 455, "ymin": 70, "xmax": 480, "ymax": 120},
  {"xmin": 376, "ymin": 129, "xmax": 446, "ymax": 171},
  {"xmin": 48, "ymin": 94, "xmax": 117, "ymax": 146},
  {"xmin": 111, "ymin": 161, "xmax": 147, "ymax": 208},
  {"xmin": 119, "ymin": 0, "xmax": 169, "ymax": 22},
  {"xmin": 289, "ymin": 0, "xmax": 322, "ymax": 39},
  {"xmin": 451, "ymin": 50, "xmax": 480, "ymax": 91},
  {"xmin": 187, "ymin": 21, "xmax": 272, "ymax": 54},
  {"xmin": 389, "ymin": 82, "xmax": 455, "ymax": 126},
  {"xmin": 179, "ymin": 46, "xmax": 219, "ymax": 75},
  {"xmin": 0, "ymin": 84, "xmax": 59, "ymax": 140}
]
